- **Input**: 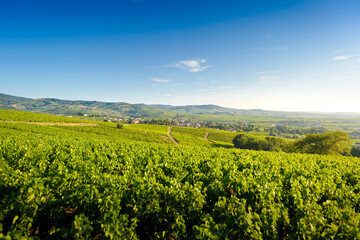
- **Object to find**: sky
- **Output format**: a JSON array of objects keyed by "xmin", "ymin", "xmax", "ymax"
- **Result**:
[{"xmin": 1, "ymin": 0, "xmax": 360, "ymax": 113}]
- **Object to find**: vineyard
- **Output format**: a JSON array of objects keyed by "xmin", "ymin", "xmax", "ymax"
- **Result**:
[
  {"xmin": 171, "ymin": 127, "xmax": 211, "ymax": 147},
  {"xmin": 1, "ymin": 110, "xmax": 360, "ymax": 239}
]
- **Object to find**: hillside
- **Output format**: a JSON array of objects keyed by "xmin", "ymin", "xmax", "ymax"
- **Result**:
[
  {"xmin": 1, "ymin": 109, "xmax": 359, "ymax": 239},
  {"xmin": 0, "ymin": 109, "xmax": 241, "ymax": 147},
  {"xmin": 0, "ymin": 93, "xmax": 251, "ymax": 117},
  {"xmin": 2, "ymin": 93, "xmax": 360, "ymax": 120}
]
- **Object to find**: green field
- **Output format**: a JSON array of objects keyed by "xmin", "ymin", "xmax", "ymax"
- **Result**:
[
  {"xmin": 1, "ymin": 110, "xmax": 360, "ymax": 239},
  {"xmin": 171, "ymin": 127, "xmax": 211, "ymax": 147}
]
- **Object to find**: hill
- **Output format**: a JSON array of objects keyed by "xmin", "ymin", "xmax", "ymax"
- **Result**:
[
  {"xmin": 1, "ymin": 109, "xmax": 359, "ymax": 239},
  {"xmin": 2, "ymin": 93, "xmax": 360, "ymax": 120},
  {"xmin": 0, "ymin": 109, "xmax": 238, "ymax": 147},
  {"xmin": 0, "ymin": 93, "xmax": 248, "ymax": 117}
]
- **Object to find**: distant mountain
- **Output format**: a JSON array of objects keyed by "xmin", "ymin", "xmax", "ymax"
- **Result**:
[
  {"xmin": 0, "ymin": 93, "xmax": 255, "ymax": 118},
  {"xmin": 0, "ymin": 93, "xmax": 359, "ymax": 119},
  {"xmin": 0, "ymin": 93, "xmax": 168, "ymax": 117},
  {"xmin": 0, "ymin": 93, "xmax": 31, "ymax": 107}
]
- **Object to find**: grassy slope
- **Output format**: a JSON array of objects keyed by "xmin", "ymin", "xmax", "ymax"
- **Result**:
[
  {"xmin": 0, "ymin": 109, "xmax": 298, "ymax": 148},
  {"xmin": 0, "ymin": 110, "xmax": 174, "ymax": 145},
  {"xmin": 0, "ymin": 109, "xmax": 87, "ymax": 123},
  {"xmin": 171, "ymin": 127, "xmax": 211, "ymax": 147},
  {"xmin": 1, "ymin": 111, "xmax": 360, "ymax": 238}
]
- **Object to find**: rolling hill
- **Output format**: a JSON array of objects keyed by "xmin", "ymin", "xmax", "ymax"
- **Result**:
[
  {"xmin": 0, "ymin": 93, "xmax": 271, "ymax": 118},
  {"xmin": 1, "ymin": 93, "xmax": 360, "ymax": 120}
]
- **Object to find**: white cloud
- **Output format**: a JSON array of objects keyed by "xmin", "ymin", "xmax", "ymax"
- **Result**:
[
  {"xmin": 165, "ymin": 59, "xmax": 210, "ymax": 72},
  {"xmin": 357, "ymin": 58, "xmax": 360, "ymax": 63},
  {"xmin": 151, "ymin": 77, "xmax": 170, "ymax": 83},
  {"xmin": 333, "ymin": 55, "xmax": 350, "ymax": 61},
  {"xmin": 333, "ymin": 48, "xmax": 351, "ymax": 54},
  {"xmin": 254, "ymin": 71, "xmax": 279, "ymax": 84},
  {"xmin": 199, "ymin": 86, "xmax": 233, "ymax": 92},
  {"xmin": 181, "ymin": 60, "xmax": 199, "ymax": 68}
]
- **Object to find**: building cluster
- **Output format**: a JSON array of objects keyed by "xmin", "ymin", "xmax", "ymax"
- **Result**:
[{"xmin": 177, "ymin": 119, "xmax": 201, "ymax": 128}]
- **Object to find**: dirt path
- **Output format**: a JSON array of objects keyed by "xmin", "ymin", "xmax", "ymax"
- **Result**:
[
  {"xmin": 204, "ymin": 132, "xmax": 209, "ymax": 140},
  {"xmin": 204, "ymin": 131, "xmax": 214, "ymax": 143},
  {"xmin": 0, "ymin": 120, "xmax": 98, "ymax": 126},
  {"xmin": 168, "ymin": 126, "xmax": 180, "ymax": 145}
]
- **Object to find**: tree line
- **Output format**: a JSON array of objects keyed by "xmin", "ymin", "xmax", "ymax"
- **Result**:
[{"xmin": 233, "ymin": 131, "xmax": 359, "ymax": 157}]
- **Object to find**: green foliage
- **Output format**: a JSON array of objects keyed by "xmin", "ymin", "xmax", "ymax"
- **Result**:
[
  {"xmin": 233, "ymin": 134, "xmax": 268, "ymax": 150},
  {"xmin": 125, "ymin": 124, "xmax": 169, "ymax": 135},
  {"xmin": 0, "ymin": 109, "xmax": 85, "ymax": 123},
  {"xmin": 117, "ymin": 122, "xmax": 124, "ymax": 129},
  {"xmin": 266, "ymin": 125, "xmax": 327, "ymax": 136},
  {"xmin": 0, "ymin": 110, "xmax": 360, "ymax": 239},
  {"xmin": 266, "ymin": 136, "xmax": 285, "ymax": 152},
  {"xmin": 294, "ymin": 131, "xmax": 352, "ymax": 155},
  {"xmin": 171, "ymin": 127, "xmax": 211, "ymax": 147},
  {"xmin": 207, "ymin": 129, "xmax": 238, "ymax": 144},
  {"xmin": 232, "ymin": 134, "xmax": 290, "ymax": 152},
  {"xmin": 141, "ymin": 118, "xmax": 177, "ymax": 126},
  {"xmin": 1, "ymin": 132, "xmax": 359, "ymax": 239},
  {"xmin": 351, "ymin": 146, "xmax": 360, "ymax": 157}
]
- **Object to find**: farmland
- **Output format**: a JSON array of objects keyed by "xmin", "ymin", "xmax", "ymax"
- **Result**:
[{"xmin": 0, "ymin": 109, "xmax": 360, "ymax": 239}]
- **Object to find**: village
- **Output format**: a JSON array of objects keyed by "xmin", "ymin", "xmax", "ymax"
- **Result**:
[{"xmin": 69, "ymin": 113, "xmax": 245, "ymax": 131}]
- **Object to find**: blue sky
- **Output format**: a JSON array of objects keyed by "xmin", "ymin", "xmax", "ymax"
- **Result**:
[{"xmin": 1, "ymin": 0, "xmax": 359, "ymax": 112}]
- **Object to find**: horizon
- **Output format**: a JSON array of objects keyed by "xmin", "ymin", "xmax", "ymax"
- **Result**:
[
  {"xmin": 2, "ymin": 92, "xmax": 360, "ymax": 115},
  {"xmin": 1, "ymin": 0, "xmax": 360, "ymax": 113}
]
